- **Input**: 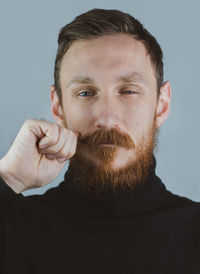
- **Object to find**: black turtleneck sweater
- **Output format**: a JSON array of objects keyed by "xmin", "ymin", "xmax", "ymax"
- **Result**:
[{"xmin": 0, "ymin": 157, "xmax": 200, "ymax": 274}]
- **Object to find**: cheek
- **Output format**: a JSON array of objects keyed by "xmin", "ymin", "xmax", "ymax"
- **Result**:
[
  {"xmin": 63, "ymin": 102, "xmax": 92, "ymax": 131},
  {"xmin": 127, "ymin": 105, "xmax": 156, "ymax": 144}
]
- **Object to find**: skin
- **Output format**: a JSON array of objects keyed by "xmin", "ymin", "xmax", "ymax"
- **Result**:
[{"xmin": 51, "ymin": 33, "xmax": 171, "ymax": 195}]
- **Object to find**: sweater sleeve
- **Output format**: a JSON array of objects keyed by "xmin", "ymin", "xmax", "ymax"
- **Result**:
[{"xmin": 0, "ymin": 176, "xmax": 24, "ymax": 223}]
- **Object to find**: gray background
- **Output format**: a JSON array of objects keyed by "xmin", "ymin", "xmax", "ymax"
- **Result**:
[{"xmin": 0, "ymin": 0, "xmax": 200, "ymax": 200}]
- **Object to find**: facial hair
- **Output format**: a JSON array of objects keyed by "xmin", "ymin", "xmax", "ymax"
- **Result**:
[{"xmin": 63, "ymin": 114, "xmax": 159, "ymax": 197}]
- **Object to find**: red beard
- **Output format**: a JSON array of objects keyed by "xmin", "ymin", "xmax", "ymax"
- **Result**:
[{"xmin": 64, "ymin": 114, "xmax": 159, "ymax": 197}]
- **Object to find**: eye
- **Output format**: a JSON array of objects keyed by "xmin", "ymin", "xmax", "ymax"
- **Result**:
[
  {"xmin": 78, "ymin": 90, "xmax": 95, "ymax": 97},
  {"xmin": 120, "ymin": 90, "xmax": 137, "ymax": 95},
  {"xmin": 77, "ymin": 90, "xmax": 137, "ymax": 98}
]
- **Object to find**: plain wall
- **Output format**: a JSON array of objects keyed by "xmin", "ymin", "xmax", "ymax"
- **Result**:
[{"xmin": 1, "ymin": 0, "xmax": 200, "ymax": 200}]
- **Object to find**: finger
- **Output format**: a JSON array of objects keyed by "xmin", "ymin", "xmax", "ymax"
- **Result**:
[
  {"xmin": 61, "ymin": 129, "xmax": 79, "ymax": 158},
  {"xmin": 49, "ymin": 130, "xmax": 76, "ymax": 160},
  {"xmin": 26, "ymin": 119, "xmax": 60, "ymax": 149},
  {"xmin": 38, "ymin": 123, "xmax": 60, "ymax": 149},
  {"xmin": 45, "ymin": 154, "xmax": 67, "ymax": 164},
  {"xmin": 40, "ymin": 126, "xmax": 69, "ymax": 154},
  {"xmin": 52, "ymin": 130, "xmax": 75, "ymax": 159},
  {"xmin": 56, "ymin": 157, "xmax": 68, "ymax": 164},
  {"xmin": 69, "ymin": 131, "xmax": 79, "ymax": 156},
  {"xmin": 45, "ymin": 153, "xmax": 55, "ymax": 159}
]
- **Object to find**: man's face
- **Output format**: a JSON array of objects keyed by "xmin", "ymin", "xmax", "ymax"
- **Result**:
[{"xmin": 53, "ymin": 33, "xmax": 168, "ymax": 194}]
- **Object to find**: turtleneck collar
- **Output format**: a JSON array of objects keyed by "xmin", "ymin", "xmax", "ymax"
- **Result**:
[{"xmin": 57, "ymin": 155, "xmax": 167, "ymax": 219}]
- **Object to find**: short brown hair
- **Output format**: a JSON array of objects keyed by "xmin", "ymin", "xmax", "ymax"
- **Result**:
[{"xmin": 54, "ymin": 8, "xmax": 163, "ymax": 103}]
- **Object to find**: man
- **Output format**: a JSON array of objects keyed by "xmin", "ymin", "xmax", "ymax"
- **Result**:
[{"xmin": 0, "ymin": 8, "xmax": 199, "ymax": 274}]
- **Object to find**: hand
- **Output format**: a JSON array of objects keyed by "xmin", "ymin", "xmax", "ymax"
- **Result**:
[{"xmin": 0, "ymin": 119, "xmax": 79, "ymax": 193}]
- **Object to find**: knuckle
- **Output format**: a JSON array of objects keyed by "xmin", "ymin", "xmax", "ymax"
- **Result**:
[
  {"xmin": 51, "ymin": 123, "xmax": 59, "ymax": 134},
  {"xmin": 72, "ymin": 135, "xmax": 78, "ymax": 147},
  {"xmin": 69, "ymin": 130, "xmax": 75, "ymax": 139},
  {"xmin": 24, "ymin": 119, "xmax": 40, "ymax": 132},
  {"xmin": 62, "ymin": 127, "xmax": 70, "ymax": 139},
  {"xmin": 71, "ymin": 145, "xmax": 76, "ymax": 155},
  {"xmin": 61, "ymin": 149, "xmax": 69, "ymax": 159},
  {"xmin": 66, "ymin": 131, "xmax": 74, "ymax": 145},
  {"xmin": 51, "ymin": 144, "xmax": 61, "ymax": 154},
  {"xmin": 52, "ymin": 123, "xmax": 59, "ymax": 131},
  {"xmin": 67, "ymin": 150, "xmax": 74, "ymax": 159},
  {"xmin": 50, "ymin": 124, "xmax": 59, "ymax": 143},
  {"xmin": 60, "ymin": 127, "xmax": 68, "ymax": 140},
  {"xmin": 24, "ymin": 118, "xmax": 34, "ymax": 127}
]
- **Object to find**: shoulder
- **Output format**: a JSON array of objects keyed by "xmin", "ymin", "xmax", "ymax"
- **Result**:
[{"xmin": 159, "ymin": 187, "xmax": 200, "ymax": 222}]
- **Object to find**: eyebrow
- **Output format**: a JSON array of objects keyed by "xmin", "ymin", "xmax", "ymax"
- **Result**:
[{"xmin": 67, "ymin": 72, "xmax": 147, "ymax": 88}]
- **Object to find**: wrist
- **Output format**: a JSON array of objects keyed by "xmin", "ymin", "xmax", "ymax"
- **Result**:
[{"xmin": 0, "ymin": 158, "xmax": 25, "ymax": 194}]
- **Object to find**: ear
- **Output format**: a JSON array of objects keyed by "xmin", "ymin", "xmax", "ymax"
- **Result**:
[
  {"xmin": 50, "ymin": 85, "xmax": 63, "ymax": 126},
  {"xmin": 155, "ymin": 81, "xmax": 171, "ymax": 128}
]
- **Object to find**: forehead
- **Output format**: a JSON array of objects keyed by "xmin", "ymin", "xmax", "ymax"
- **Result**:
[{"xmin": 60, "ymin": 33, "xmax": 156, "ymax": 89}]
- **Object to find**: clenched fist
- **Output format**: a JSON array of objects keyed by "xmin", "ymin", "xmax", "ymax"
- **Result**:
[{"xmin": 0, "ymin": 119, "xmax": 79, "ymax": 193}]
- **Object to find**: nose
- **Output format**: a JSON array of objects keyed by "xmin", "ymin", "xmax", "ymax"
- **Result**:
[{"xmin": 94, "ymin": 94, "xmax": 121, "ymax": 130}]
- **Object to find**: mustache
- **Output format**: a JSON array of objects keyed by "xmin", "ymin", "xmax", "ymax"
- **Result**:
[{"xmin": 78, "ymin": 128, "xmax": 135, "ymax": 150}]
